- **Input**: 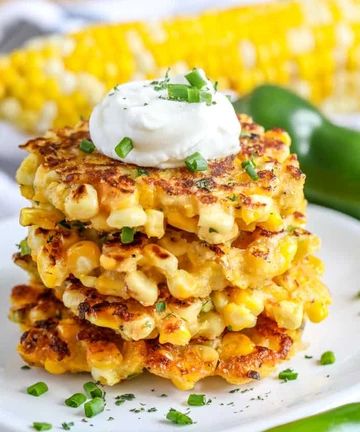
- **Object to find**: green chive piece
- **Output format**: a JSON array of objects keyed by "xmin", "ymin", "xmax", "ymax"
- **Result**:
[
  {"xmin": 200, "ymin": 90, "xmax": 212, "ymax": 105},
  {"xmin": 320, "ymin": 351, "xmax": 336, "ymax": 365},
  {"xmin": 83, "ymin": 381, "xmax": 103, "ymax": 399},
  {"xmin": 187, "ymin": 86, "xmax": 200, "ymax": 103},
  {"xmin": 79, "ymin": 139, "xmax": 95, "ymax": 154},
  {"xmin": 185, "ymin": 69, "xmax": 207, "ymax": 89},
  {"xmin": 136, "ymin": 167, "xmax": 149, "ymax": 177},
  {"xmin": 65, "ymin": 392, "xmax": 87, "ymax": 408},
  {"xmin": 27, "ymin": 382, "xmax": 48, "ymax": 397},
  {"xmin": 242, "ymin": 160, "xmax": 259, "ymax": 181},
  {"xmin": 32, "ymin": 422, "xmax": 52, "ymax": 431},
  {"xmin": 61, "ymin": 422, "xmax": 74, "ymax": 431},
  {"xmin": 155, "ymin": 301, "xmax": 166, "ymax": 313},
  {"xmin": 84, "ymin": 397, "xmax": 105, "ymax": 418},
  {"xmin": 168, "ymin": 84, "xmax": 190, "ymax": 101},
  {"xmin": 115, "ymin": 393, "xmax": 136, "ymax": 405},
  {"xmin": 19, "ymin": 238, "xmax": 31, "ymax": 256},
  {"xmin": 278, "ymin": 368, "xmax": 298, "ymax": 381},
  {"xmin": 185, "ymin": 152, "xmax": 208, "ymax": 172},
  {"xmin": 209, "ymin": 227, "xmax": 218, "ymax": 233},
  {"xmin": 120, "ymin": 227, "xmax": 135, "ymax": 244},
  {"xmin": 115, "ymin": 137, "xmax": 133, "ymax": 159},
  {"xmin": 166, "ymin": 408, "xmax": 193, "ymax": 425},
  {"xmin": 21, "ymin": 365, "xmax": 31, "ymax": 370},
  {"xmin": 187, "ymin": 393, "xmax": 206, "ymax": 406}
]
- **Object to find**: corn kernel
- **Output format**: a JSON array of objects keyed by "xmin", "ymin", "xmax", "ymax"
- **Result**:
[
  {"xmin": 64, "ymin": 184, "xmax": 99, "ymax": 220},
  {"xmin": 306, "ymin": 301, "xmax": 328, "ymax": 323},
  {"xmin": 67, "ymin": 241, "xmax": 100, "ymax": 277},
  {"xmin": 107, "ymin": 206, "xmax": 146, "ymax": 229}
]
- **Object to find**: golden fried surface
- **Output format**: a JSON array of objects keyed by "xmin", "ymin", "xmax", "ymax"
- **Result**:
[
  {"xmin": 16, "ymin": 115, "xmax": 306, "ymax": 244},
  {"xmin": 12, "ymin": 284, "xmax": 299, "ymax": 390}
]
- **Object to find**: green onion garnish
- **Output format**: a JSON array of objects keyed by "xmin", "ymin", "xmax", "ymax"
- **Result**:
[
  {"xmin": 166, "ymin": 408, "xmax": 193, "ymax": 425},
  {"xmin": 120, "ymin": 227, "xmax": 135, "ymax": 244},
  {"xmin": 185, "ymin": 69, "xmax": 207, "ymax": 89},
  {"xmin": 200, "ymin": 90, "xmax": 212, "ymax": 105},
  {"xmin": 278, "ymin": 368, "xmax": 298, "ymax": 381},
  {"xmin": 115, "ymin": 393, "xmax": 136, "ymax": 406},
  {"xmin": 65, "ymin": 392, "xmax": 87, "ymax": 408},
  {"xmin": 27, "ymin": 382, "xmax": 48, "ymax": 397},
  {"xmin": 32, "ymin": 422, "xmax": 52, "ymax": 431},
  {"xmin": 18, "ymin": 238, "xmax": 31, "ymax": 256},
  {"xmin": 115, "ymin": 137, "xmax": 133, "ymax": 159},
  {"xmin": 187, "ymin": 86, "xmax": 200, "ymax": 103},
  {"xmin": 155, "ymin": 301, "xmax": 166, "ymax": 313},
  {"xmin": 242, "ymin": 159, "xmax": 259, "ymax": 181},
  {"xmin": 167, "ymin": 84, "xmax": 190, "ymax": 101},
  {"xmin": 136, "ymin": 167, "xmax": 149, "ymax": 177},
  {"xmin": 61, "ymin": 423, "xmax": 74, "ymax": 431},
  {"xmin": 187, "ymin": 393, "xmax": 206, "ymax": 406},
  {"xmin": 185, "ymin": 152, "xmax": 208, "ymax": 172},
  {"xmin": 83, "ymin": 381, "xmax": 103, "ymax": 399},
  {"xmin": 84, "ymin": 397, "xmax": 105, "ymax": 418},
  {"xmin": 79, "ymin": 139, "xmax": 95, "ymax": 154},
  {"xmin": 320, "ymin": 351, "xmax": 336, "ymax": 365}
]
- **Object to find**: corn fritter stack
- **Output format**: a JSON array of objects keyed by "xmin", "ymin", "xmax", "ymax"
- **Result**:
[
  {"xmin": 1, "ymin": 0, "xmax": 360, "ymax": 133},
  {"xmin": 10, "ymin": 115, "xmax": 331, "ymax": 390}
]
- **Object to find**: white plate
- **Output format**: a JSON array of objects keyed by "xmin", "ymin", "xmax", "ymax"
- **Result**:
[{"xmin": 0, "ymin": 205, "xmax": 359, "ymax": 432}]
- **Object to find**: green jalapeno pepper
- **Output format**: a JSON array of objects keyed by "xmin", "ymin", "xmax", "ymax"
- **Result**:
[{"xmin": 234, "ymin": 85, "xmax": 360, "ymax": 219}]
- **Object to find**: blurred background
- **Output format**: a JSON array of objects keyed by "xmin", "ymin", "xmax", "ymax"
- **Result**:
[{"xmin": 0, "ymin": 0, "xmax": 359, "ymax": 218}]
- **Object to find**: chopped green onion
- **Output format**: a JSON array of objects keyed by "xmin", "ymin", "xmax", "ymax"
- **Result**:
[
  {"xmin": 27, "ymin": 382, "xmax": 48, "ymax": 397},
  {"xmin": 185, "ymin": 152, "xmax": 208, "ymax": 172},
  {"xmin": 136, "ymin": 167, "xmax": 149, "ymax": 177},
  {"xmin": 185, "ymin": 69, "xmax": 207, "ymax": 89},
  {"xmin": 65, "ymin": 393, "xmax": 87, "ymax": 408},
  {"xmin": 200, "ymin": 90, "xmax": 212, "ymax": 105},
  {"xmin": 21, "ymin": 365, "xmax": 31, "ymax": 370},
  {"xmin": 187, "ymin": 86, "xmax": 200, "ymax": 103},
  {"xmin": 195, "ymin": 178, "xmax": 212, "ymax": 191},
  {"xmin": 187, "ymin": 393, "xmax": 206, "ymax": 406},
  {"xmin": 304, "ymin": 355, "xmax": 313, "ymax": 359},
  {"xmin": 168, "ymin": 84, "xmax": 190, "ymax": 101},
  {"xmin": 320, "ymin": 351, "xmax": 336, "ymax": 365},
  {"xmin": 115, "ymin": 393, "xmax": 136, "ymax": 406},
  {"xmin": 32, "ymin": 422, "xmax": 52, "ymax": 431},
  {"xmin": 242, "ymin": 160, "xmax": 259, "ymax": 181},
  {"xmin": 84, "ymin": 397, "xmax": 105, "ymax": 418},
  {"xmin": 61, "ymin": 422, "xmax": 74, "ymax": 431},
  {"xmin": 18, "ymin": 238, "xmax": 31, "ymax": 256},
  {"xmin": 83, "ymin": 381, "xmax": 103, "ymax": 399},
  {"xmin": 166, "ymin": 408, "xmax": 193, "ymax": 425},
  {"xmin": 120, "ymin": 227, "xmax": 135, "ymax": 244},
  {"xmin": 209, "ymin": 227, "xmax": 218, "ymax": 233},
  {"xmin": 278, "ymin": 368, "xmax": 298, "ymax": 381},
  {"xmin": 79, "ymin": 139, "xmax": 95, "ymax": 154},
  {"xmin": 155, "ymin": 301, "xmax": 166, "ymax": 313},
  {"xmin": 115, "ymin": 137, "xmax": 133, "ymax": 159}
]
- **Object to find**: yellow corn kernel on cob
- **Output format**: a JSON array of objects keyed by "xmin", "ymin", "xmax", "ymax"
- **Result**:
[{"xmin": 1, "ymin": 0, "xmax": 360, "ymax": 133}]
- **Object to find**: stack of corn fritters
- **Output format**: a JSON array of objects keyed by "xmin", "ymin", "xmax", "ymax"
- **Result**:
[{"xmin": 10, "ymin": 114, "xmax": 330, "ymax": 390}]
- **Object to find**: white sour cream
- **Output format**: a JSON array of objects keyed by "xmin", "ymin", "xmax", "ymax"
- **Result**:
[{"xmin": 89, "ymin": 70, "xmax": 241, "ymax": 168}]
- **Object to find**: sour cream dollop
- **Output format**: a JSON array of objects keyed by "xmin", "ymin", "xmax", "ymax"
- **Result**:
[{"xmin": 89, "ymin": 70, "xmax": 241, "ymax": 168}]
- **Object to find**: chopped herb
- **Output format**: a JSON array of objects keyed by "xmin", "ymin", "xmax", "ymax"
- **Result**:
[
  {"xmin": 287, "ymin": 225, "xmax": 297, "ymax": 233},
  {"xmin": 65, "ymin": 393, "xmax": 87, "ymax": 408},
  {"xmin": 58, "ymin": 220, "xmax": 71, "ymax": 229},
  {"xmin": 18, "ymin": 238, "xmax": 30, "ymax": 256},
  {"xmin": 304, "ymin": 355, "xmax": 313, "ymax": 359},
  {"xmin": 120, "ymin": 227, "xmax": 135, "ymax": 244},
  {"xmin": 195, "ymin": 178, "xmax": 212, "ymax": 191},
  {"xmin": 107, "ymin": 417, "xmax": 114, "ymax": 421},
  {"xmin": 115, "ymin": 393, "xmax": 135, "ymax": 405},
  {"xmin": 155, "ymin": 301, "xmax": 166, "ymax": 313},
  {"xmin": 242, "ymin": 159, "xmax": 259, "ymax": 181},
  {"xmin": 229, "ymin": 388, "xmax": 240, "ymax": 394},
  {"xmin": 147, "ymin": 407, "xmax": 157, "ymax": 412},
  {"xmin": 27, "ymin": 382, "xmax": 48, "ymax": 397},
  {"xmin": 32, "ymin": 422, "xmax": 52, "ymax": 431},
  {"xmin": 227, "ymin": 194, "xmax": 237, "ymax": 202},
  {"xmin": 185, "ymin": 152, "xmax": 208, "ymax": 172},
  {"xmin": 227, "ymin": 325, "xmax": 233, "ymax": 332},
  {"xmin": 130, "ymin": 407, "xmax": 145, "ymax": 413},
  {"xmin": 209, "ymin": 228, "xmax": 218, "ymax": 233},
  {"xmin": 320, "ymin": 351, "xmax": 336, "ymax": 365},
  {"xmin": 168, "ymin": 83, "xmax": 190, "ymax": 101},
  {"xmin": 166, "ymin": 408, "xmax": 193, "ymax": 425},
  {"xmin": 79, "ymin": 139, "xmax": 95, "ymax": 154},
  {"xmin": 61, "ymin": 422, "xmax": 74, "ymax": 431},
  {"xmin": 21, "ymin": 365, "xmax": 31, "ymax": 370},
  {"xmin": 136, "ymin": 167, "xmax": 149, "ymax": 177},
  {"xmin": 160, "ymin": 393, "xmax": 168, "ymax": 397},
  {"xmin": 214, "ymin": 81, "xmax": 218, "ymax": 91},
  {"xmin": 187, "ymin": 394, "xmax": 206, "ymax": 406},
  {"xmin": 187, "ymin": 86, "xmax": 200, "ymax": 103},
  {"xmin": 152, "ymin": 68, "xmax": 170, "ymax": 90},
  {"xmin": 83, "ymin": 382, "xmax": 103, "ymax": 399},
  {"xmin": 185, "ymin": 69, "xmax": 207, "ymax": 89},
  {"xmin": 84, "ymin": 397, "xmax": 104, "ymax": 418},
  {"xmin": 115, "ymin": 137, "xmax": 133, "ymax": 159},
  {"xmin": 278, "ymin": 368, "xmax": 298, "ymax": 381}
]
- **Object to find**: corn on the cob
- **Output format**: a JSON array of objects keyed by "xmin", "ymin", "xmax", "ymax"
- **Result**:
[{"xmin": 1, "ymin": 0, "xmax": 359, "ymax": 133}]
